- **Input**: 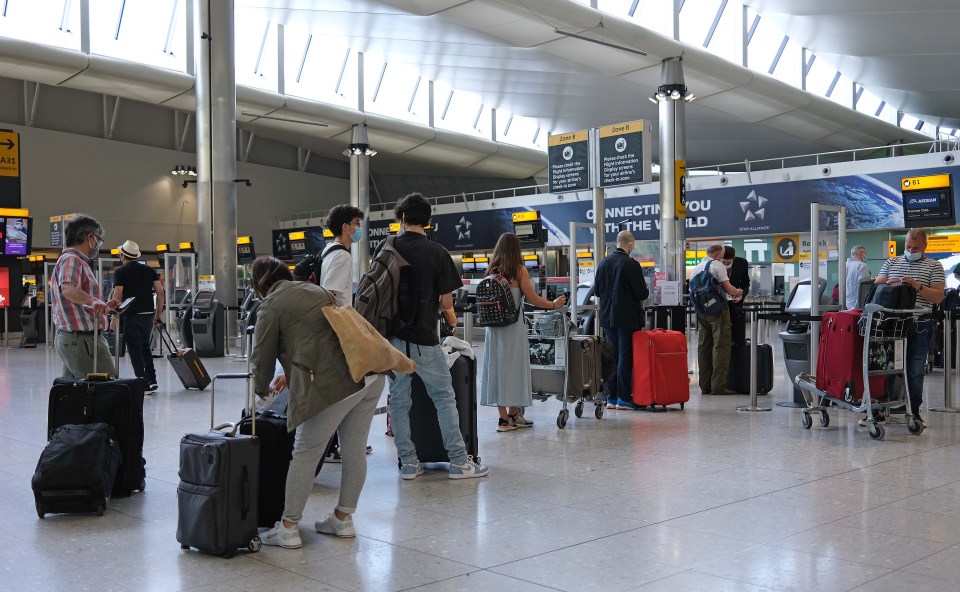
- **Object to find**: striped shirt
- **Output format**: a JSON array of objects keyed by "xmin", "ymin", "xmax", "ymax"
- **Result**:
[
  {"xmin": 51, "ymin": 248, "xmax": 104, "ymax": 332},
  {"xmin": 877, "ymin": 255, "xmax": 945, "ymax": 310}
]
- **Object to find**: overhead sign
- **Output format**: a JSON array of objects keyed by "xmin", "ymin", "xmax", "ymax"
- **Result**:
[
  {"xmin": 901, "ymin": 174, "xmax": 950, "ymax": 191},
  {"xmin": 598, "ymin": 120, "xmax": 650, "ymax": 188},
  {"xmin": 0, "ymin": 131, "xmax": 21, "ymax": 209},
  {"xmin": 547, "ymin": 130, "xmax": 590, "ymax": 193},
  {"xmin": 50, "ymin": 215, "xmax": 63, "ymax": 248},
  {"xmin": 774, "ymin": 235, "xmax": 800, "ymax": 263},
  {"xmin": 512, "ymin": 211, "xmax": 539, "ymax": 223},
  {"xmin": 888, "ymin": 241, "xmax": 896, "ymax": 258},
  {"xmin": 925, "ymin": 234, "xmax": 960, "ymax": 254}
]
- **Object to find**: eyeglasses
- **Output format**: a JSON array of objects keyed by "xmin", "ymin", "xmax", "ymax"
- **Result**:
[{"xmin": 91, "ymin": 233, "xmax": 104, "ymax": 249}]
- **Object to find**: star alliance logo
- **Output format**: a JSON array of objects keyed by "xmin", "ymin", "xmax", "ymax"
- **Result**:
[
  {"xmin": 740, "ymin": 190, "xmax": 768, "ymax": 222},
  {"xmin": 455, "ymin": 216, "xmax": 472, "ymax": 240}
]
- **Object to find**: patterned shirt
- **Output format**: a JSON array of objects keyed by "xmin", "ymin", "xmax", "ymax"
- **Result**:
[
  {"xmin": 51, "ymin": 248, "xmax": 104, "ymax": 331},
  {"xmin": 877, "ymin": 255, "xmax": 945, "ymax": 310}
]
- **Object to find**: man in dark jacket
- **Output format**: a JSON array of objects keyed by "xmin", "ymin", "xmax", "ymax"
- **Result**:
[
  {"xmin": 722, "ymin": 246, "xmax": 750, "ymax": 345},
  {"xmin": 593, "ymin": 231, "xmax": 649, "ymax": 410}
]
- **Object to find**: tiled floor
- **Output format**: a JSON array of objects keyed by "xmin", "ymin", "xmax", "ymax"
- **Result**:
[{"xmin": 4, "ymin": 335, "xmax": 960, "ymax": 591}]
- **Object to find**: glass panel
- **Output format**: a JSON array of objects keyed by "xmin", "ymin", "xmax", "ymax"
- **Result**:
[
  {"xmin": 0, "ymin": 0, "xmax": 80, "ymax": 49},
  {"xmin": 364, "ymin": 54, "xmax": 427, "ymax": 126},
  {"xmin": 703, "ymin": 0, "xmax": 742, "ymax": 64},
  {"xmin": 855, "ymin": 87, "xmax": 882, "ymax": 119},
  {"xmin": 827, "ymin": 72, "xmax": 853, "ymax": 109},
  {"xmin": 89, "ymin": 0, "xmax": 185, "ymax": 71},
  {"xmin": 679, "ymin": 0, "xmax": 720, "ymax": 48},
  {"xmin": 234, "ymin": 14, "xmax": 277, "ymax": 92},
  {"xmin": 746, "ymin": 12, "xmax": 780, "ymax": 72},
  {"xmin": 500, "ymin": 113, "xmax": 542, "ymax": 150},
  {"xmin": 876, "ymin": 101, "xmax": 897, "ymax": 126},
  {"xmin": 804, "ymin": 56, "xmax": 835, "ymax": 97},
  {"xmin": 285, "ymin": 30, "xmax": 357, "ymax": 109},
  {"xmin": 770, "ymin": 36, "xmax": 801, "ymax": 87},
  {"xmin": 435, "ymin": 83, "xmax": 485, "ymax": 138},
  {"xmin": 631, "ymin": 0, "xmax": 675, "ymax": 38}
]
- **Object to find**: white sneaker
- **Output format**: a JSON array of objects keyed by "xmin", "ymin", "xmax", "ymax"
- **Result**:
[
  {"xmin": 449, "ymin": 456, "xmax": 489, "ymax": 480},
  {"xmin": 260, "ymin": 521, "xmax": 302, "ymax": 548},
  {"xmin": 400, "ymin": 461, "xmax": 424, "ymax": 480},
  {"xmin": 509, "ymin": 411, "xmax": 533, "ymax": 428},
  {"xmin": 315, "ymin": 512, "xmax": 356, "ymax": 538}
]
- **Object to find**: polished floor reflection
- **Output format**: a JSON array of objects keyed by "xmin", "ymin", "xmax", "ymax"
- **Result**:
[{"xmin": 4, "ymin": 339, "xmax": 960, "ymax": 591}]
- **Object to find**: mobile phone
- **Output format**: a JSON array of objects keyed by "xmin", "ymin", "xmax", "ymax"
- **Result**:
[{"xmin": 117, "ymin": 296, "xmax": 136, "ymax": 313}]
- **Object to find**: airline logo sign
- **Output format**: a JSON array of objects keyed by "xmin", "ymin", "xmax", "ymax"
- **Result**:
[
  {"xmin": 775, "ymin": 235, "xmax": 799, "ymax": 263},
  {"xmin": 548, "ymin": 130, "xmax": 590, "ymax": 193}
]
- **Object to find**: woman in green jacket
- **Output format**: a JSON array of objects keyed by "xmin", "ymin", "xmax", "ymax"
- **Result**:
[{"xmin": 249, "ymin": 256, "xmax": 385, "ymax": 549}]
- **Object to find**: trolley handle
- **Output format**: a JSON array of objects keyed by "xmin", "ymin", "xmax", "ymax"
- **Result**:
[{"xmin": 862, "ymin": 303, "xmax": 928, "ymax": 317}]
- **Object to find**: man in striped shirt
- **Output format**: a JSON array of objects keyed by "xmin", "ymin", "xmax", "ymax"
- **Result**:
[
  {"xmin": 50, "ymin": 214, "xmax": 119, "ymax": 378},
  {"xmin": 874, "ymin": 228, "xmax": 945, "ymax": 425}
]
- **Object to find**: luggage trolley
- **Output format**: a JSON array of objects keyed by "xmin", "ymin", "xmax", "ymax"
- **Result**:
[
  {"xmin": 528, "ymin": 307, "xmax": 606, "ymax": 428},
  {"xmin": 794, "ymin": 303, "xmax": 925, "ymax": 440}
]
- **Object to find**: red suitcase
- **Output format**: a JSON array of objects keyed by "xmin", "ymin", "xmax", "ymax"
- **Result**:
[
  {"xmin": 816, "ymin": 311, "xmax": 889, "ymax": 404},
  {"xmin": 632, "ymin": 329, "xmax": 690, "ymax": 409}
]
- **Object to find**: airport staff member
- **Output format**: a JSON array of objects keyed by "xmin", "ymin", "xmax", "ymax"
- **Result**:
[
  {"xmin": 112, "ymin": 240, "xmax": 165, "ymax": 394},
  {"xmin": 874, "ymin": 228, "xmax": 945, "ymax": 425},
  {"xmin": 845, "ymin": 245, "xmax": 871, "ymax": 310},
  {"xmin": 722, "ymin": 246, "xmax": 750, "ymax": 345},
  {"xmin": 50, "ymin": 214, "xmax": 119, "ymax": 378}
]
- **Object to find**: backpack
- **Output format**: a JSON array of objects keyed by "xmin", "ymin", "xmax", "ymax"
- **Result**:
[
  {"xmin": 864, "ymin": 282, "xmax": 917, "ymax": 310},
  {"xmin": 689, "ymin": 260, "xmax": 726, "ymax": 315},
  {"xmin": 474, "ymin": 272, "xmax": 520, "ymax": 327},
  {"xmin": 293, "ymin": 243, "xmax": 348, "ymax": 285},
  {"xmin": 354, "ymin": 236, "xmax": 413, "ymax": 337}
]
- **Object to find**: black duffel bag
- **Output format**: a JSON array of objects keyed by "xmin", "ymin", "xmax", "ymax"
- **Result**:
[{"xmin": 864, "ymin": 283, "xmax": 917, "ymax": 310}]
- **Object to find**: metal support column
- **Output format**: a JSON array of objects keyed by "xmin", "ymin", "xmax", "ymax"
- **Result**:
[
  {"xmin": 346, "ymin": 124, "xmax": 375, "ymax": 280},
  {"xmin": 657, "ymin": 57, "xmax": 687, "ymax": 284},
  {"xmin": 195, "ymin": 0, "xmax": 238, "ymax": 336}
]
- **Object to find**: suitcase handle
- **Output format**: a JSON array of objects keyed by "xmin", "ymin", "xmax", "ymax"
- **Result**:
[{"xmin": 211, "ymin": 373, "xmax": 256, "ymax": 436}]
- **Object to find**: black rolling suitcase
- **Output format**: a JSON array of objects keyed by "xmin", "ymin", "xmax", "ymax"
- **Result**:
[
  {"xmin": 159, "ymin": 324, "xmax": 211, "ymax": 390},
  {"xmin": 408, "ymin": 355, "xmax": 479, "ymax": 464},
  {"xmin": 32, "ymin": 423, "xmax": 121, "ymax": 518},
  {"xmin": 177, "ymin": 373, "xmax": 262, "ymax": 558},
  {"xmin": 727, "ymin": 340, "xmax": 774, "ymax": 395}
]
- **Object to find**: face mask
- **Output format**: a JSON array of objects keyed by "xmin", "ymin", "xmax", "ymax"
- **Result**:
[
  {"xmin": 905, "ymin": 251, "xmax": 922, "ymax": 262},
  {"xmin": 724, "ymin": 263, "xmax": 732, "ymax": 270},
  {"xmin": 350, "ymin": 226, "xmax": 363, "ymax": 243}
]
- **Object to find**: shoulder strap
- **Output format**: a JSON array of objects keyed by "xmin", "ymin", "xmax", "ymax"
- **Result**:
[{"xmin": 321, "ymin": 242, "xmax": 348, "ymax": 261}]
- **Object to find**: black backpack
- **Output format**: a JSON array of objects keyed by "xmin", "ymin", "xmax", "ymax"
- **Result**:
[
  {"xmin": 293, "ymin": 243, "xmax": 348, "ymax": 285},
  {"xmin": 475, "ymin": 272, "xmax": 520, "ymax": 327}
]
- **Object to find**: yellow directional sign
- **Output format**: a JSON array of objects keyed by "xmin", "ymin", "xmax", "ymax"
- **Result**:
[
  {"xmin": 0, "ymin": 131, "xmax": 19, "ymax": 177},
  {"xmin": 512, "ymin": 211, "xmax": 539, "ymax": 223},
  {"xmin": 925, "ymin": 234, "xmax": 960, "ymax": 254},
  {"xmin": 901, "ymin": 174, "xmax": 950, "ymax": 191},
  {"xmin": 888, "ymin": 241, "xmax": 896, "ymax": 258}
]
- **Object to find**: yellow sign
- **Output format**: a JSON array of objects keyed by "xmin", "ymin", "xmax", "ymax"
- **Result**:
[
  {"xmin": 179, "ymin": 241, "xmax": 194, "ymax": 251},
  {"xmin": 522, "ymin": 254, "xmax": 539, "ymax": 261},
  {"xmin": 675, "ymin": 160, "xmax": 687, "ymax": 219},
  {"xmin": 888, "ymin": 240, "xmax": 896, "ymax": 258},
  {"xmin": 798, "ymin": 250, "xmax": 829, "ymax": 261},
  {"xmin": 322, "ymin": 229, "xmax": 334, "ymax": 239},
  {"xmin": 774, "ymin": 235, "xmax": 800, "ymax": 263},
  {"xmin": 0, "ymin": 207, "xmax": 28, "ymax": 216},
  {"xmin": 548, "ymin": 129, "xmax": 589, "ymax": 146},
  {"xmin": 110, "ymin": 248, "xmax": 120, "ymax": 255},
  {"xmin": 475, "ymin": 257, "xmax": 489, "ymax": 263},
  {"xmin": 639, "ymin": 261, "xmax": 656, "ymax": 267},
  {"xmin": 156, "ymin": 243, "xmax": 169, "ymax": 252},
  {"xmin": 388, "ymin": 223, "xmax": 401, "ymax": 234},
  {"xmin": 598, "ymin": 119, "xmax": 644, "ymax": 139},
  {"xmin": 198, "ymin": 275, "xmax": 214, "ymax": 281},
  {"xmin": 901, "ymin": 174, "xmax": 950, "ymax": 191},
  {"xmin": 288, "ymin": 231, "xmax": 305, "ymax": 241},
  {"xmin": 461, "ymin": 257, "xmax": 475, "ymax": 263},
  {"xmin": 512, "ymin": 211, "xmax": 540, "ymax": 223},
  {"xmin": 0, "ymin": 131, "xmax": 19, "ymax": 177},
  {"xmin": 236, "ymin": 236, "xmax": 251, "ymax": 245},
  {"xmin": 925, "ymin": 234, "xmax": 960, "ymax": 254},
  {"xmin": 576, "ymin": 252, "xmax": 593, "ymax": 259}
]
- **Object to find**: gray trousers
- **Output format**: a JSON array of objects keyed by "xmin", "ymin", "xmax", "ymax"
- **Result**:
[
  {"xmin": 55, "ymin": 330, "xmax": 117, "ymax": 379},
  {"xmin": 282, "ymin": 374, "xmax": 385, "ymax": 524}
]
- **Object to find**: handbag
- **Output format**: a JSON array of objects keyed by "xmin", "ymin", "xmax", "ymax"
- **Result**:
[{"xmin": 318, "ymin": 288, "xmax": 417, "ymax": 382}]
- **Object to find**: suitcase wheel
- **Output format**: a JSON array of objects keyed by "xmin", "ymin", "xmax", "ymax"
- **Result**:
[
  {"xmin": 680, "ymin": 403, "xmax": 685, "ymax": 410},
  {"xmin": 181, "ymin": 544, "xmax": 189, "ymax": 550},
  {"xmin": 248, "ymin": 536, "xmax": 262, "ymax": 553},
  {"xmin": 594, "ymin": 403, "xmax": 604, "ymax": 420},
  {"xmin": 37, "ymin": 508, "xmax": 45, "ymax": 519},
  {"xmin": 96, "ymin": 506, "xmax": 105, "ymax": 517},
  {"xmin": 574, "ymin": 402, "xmax": 583, "ymax": 418}
]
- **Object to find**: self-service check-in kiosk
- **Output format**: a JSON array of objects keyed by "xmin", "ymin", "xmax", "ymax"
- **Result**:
[
  {"xmin": 778, "ymin": 278, "xmax": 831, "ymax": 406},
  {"xmin": 19, "ymin": 294, "xmax": 42, "ymax": 347},
  {"xmin": 190, "ymin": 289, "xmax": 224, "ymax": 357}
]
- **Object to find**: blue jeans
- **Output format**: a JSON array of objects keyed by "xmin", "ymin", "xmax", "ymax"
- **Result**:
[
  {"xmin": 387, "ymin": 339, "xmax": 467, "ymax": 466},
  {"xmin": 906, "ymin": 319, "xmax": 934, "ymax": 415},
  {"xmin": 603, "ymin": 327, "xmax": 634, "ymax": 403}
]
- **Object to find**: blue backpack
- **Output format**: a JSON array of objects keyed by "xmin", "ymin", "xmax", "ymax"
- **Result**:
[{"xmin": 689, "ymin": 260, "xmax": 726, "ymax": 315}]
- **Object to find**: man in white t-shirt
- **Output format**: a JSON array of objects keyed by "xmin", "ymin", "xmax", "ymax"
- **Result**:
[
  {"xmin": 690, "ymin": 244, "xmax": 743, "ymax": 395},
  {"xmin": 844, "ymin": 245, "xmax": 871, "ymax": 310}
]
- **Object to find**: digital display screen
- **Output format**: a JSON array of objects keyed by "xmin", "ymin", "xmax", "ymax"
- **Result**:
[
  {"xmin": 462, "ymin": 262, "xmax": 476, "ymax": 272},
  {"xmin": 193, "ymin": 291, "xmax": 214, "ymax": 307},
  {"xmin": 786, "ymin": 284, "xmax": 812, "ymax": 312},
  {"xmin": 2, "ymin": 217, "xmax": 30, "ymax": 256},
  {"xmin": 523, "ymin": 258, "xmax": 539, "ymax": 270},
  {"xmin": 236, "ymin": 241, "xmax": 256, "ymax": 263},
  {"xmin": 903, "ymin": 187, "xmax": 954, "ymax": 224},
  {"xmin": 514, "ymin": 223, "xmax": 535, "ymax": 238},
  {"xmin": 475, "ymin": 260, "xmax": 489, "ymax": 271}
]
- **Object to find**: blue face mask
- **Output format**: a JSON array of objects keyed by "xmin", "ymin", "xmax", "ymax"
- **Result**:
[
  {"xmin": 350, "ymin": 226, "xmax": 363, "ymax": 243},
  {"xmin": 905, "ymin": 251, "xmax": 922, "ymax": 262}
]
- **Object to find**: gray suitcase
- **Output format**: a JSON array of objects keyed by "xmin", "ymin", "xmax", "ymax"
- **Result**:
[
  {"xmin": 177, "ymin": 373, "xmax": 261, "ymax": 558},
  {"xmin": 566, "ymin": 335, "xmax": 603, "ymax": 400}
]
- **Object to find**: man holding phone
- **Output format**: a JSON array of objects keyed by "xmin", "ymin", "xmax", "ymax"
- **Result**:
[{"xmin": 112, "ymin": 240, "xmax": 165, "ymax": 394}]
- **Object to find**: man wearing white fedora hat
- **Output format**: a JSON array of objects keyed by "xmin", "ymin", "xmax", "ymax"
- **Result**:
[{"xmin": 112, "ymin": 240, "xmax": 165, "ymax": 393}]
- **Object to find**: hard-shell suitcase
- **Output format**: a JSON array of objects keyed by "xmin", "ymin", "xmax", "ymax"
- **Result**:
[
  {"xmin": 727, "ymin": 340, "xmax": 774, "ymax": 395},
  {"xmin": 32, "ymin": 423, "xmax": 121, "ymax": 518},
  {"xmin": 566, "ymin": 335, "xmax": 604, "ymax": 400},
  {"xmin": 177, "ymin": 373, "xmax": 262, "ymax": 558},
  {"xmin": 632, "ymin": 329, "xmax": 690, "ymax": 409},
  {"xmin": 409, "ymin": 355, "xmax": 479, "ymax": 463},
  {"xmin": 48, "ymin": 378, "xmax": 146, "ymax": 497},
  {"xmin": 816, "ymin": 310, "xmax": 890, "ymax": 404},
  {"xmin": 159, "ymin": 324, "xmax": 211, "ymax": 390}
]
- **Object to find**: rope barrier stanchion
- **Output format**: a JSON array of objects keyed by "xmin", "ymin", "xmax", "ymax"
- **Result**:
[
  {"xmin": 738, "ymin": 306, "xmax": 771, "ymax": 412},
  {"xmin": 931, "ymin": 311, "xmax": 959, "ymax": 413}
]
